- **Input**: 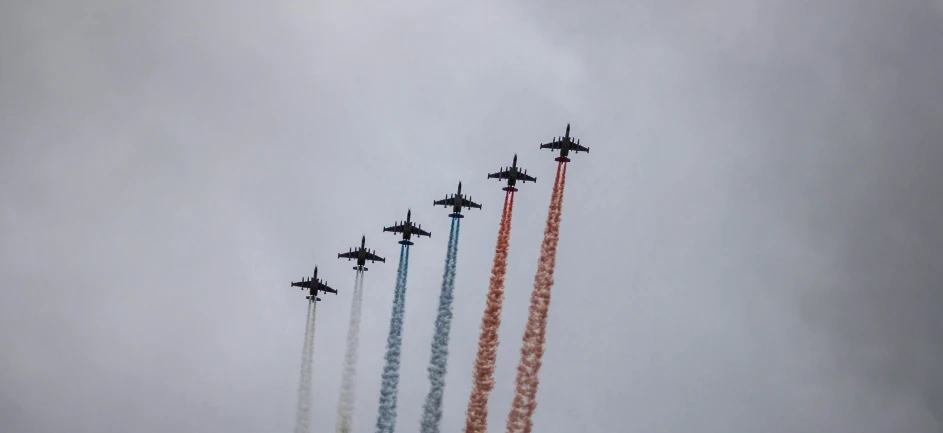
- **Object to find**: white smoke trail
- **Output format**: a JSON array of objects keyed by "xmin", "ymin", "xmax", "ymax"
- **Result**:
[
  {"xmin": 295, "ymin": 300, "xmax": 318, "ymax": 433},
  {"xmin": 419, "ymin": 217, "xmax": 461, "ymax": 433},
  {"xmin": 336, "ymin": 271, "xmax": 366, "ymax": 433}
]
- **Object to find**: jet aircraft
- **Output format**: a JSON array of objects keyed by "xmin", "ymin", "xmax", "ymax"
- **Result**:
[
  {"xmin": 433, "ymin": 181, "xmax": 482, "ymax": 218},
  {"xmin": 382, "ymin": 209, "xmax": 431, "ymax": 245},
  {"xmin": 338, "ymin": 235, "xmax": 385, "ymax": 271},
  {"xmin": 539, "ymin": 123, "xmax": 589, "ymax": 162},
  {"xmin": 487, "ymin": 154, "xmax": 536, "ymax": 192},
  {"xmin": 290, "ymin": 266, "xmax": 337, "ymax": 302}
]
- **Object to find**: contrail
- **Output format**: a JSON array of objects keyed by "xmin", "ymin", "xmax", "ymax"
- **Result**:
[
  {"xmin": 506, "ymin": 162, "xmax": 567, "ymax": 433},
  {"xmin": 336, "ymin": 270, "xmax": 366, "ymax": 433},
  {"xmin": 375, "ymin": 244, "xmax": 411, "ymax": 433},
  {"xmin": 295, "ymin": 299, "xmax": 319, "ymax": 433},
  {"xmin": 463, "ymin": 191, "xmax": 516, "ymax": 433},
  {"xmin": 419, "ymin": 217, "xmax": 462, "ymax": 433}
]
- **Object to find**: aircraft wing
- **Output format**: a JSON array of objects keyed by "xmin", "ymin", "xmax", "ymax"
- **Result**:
[
  {"xmin": 317, "ymin": 281, "xmax": 337, "ymax": 295},
  {"xmin": 383, "ymin": 223, "xmax": 407, "ymax": 234},
  {"xmin": 487, "ymin": 169, "xmax": 512, "ymax": 180},
  {"xmin": 519, "ymin": 172, "xmax": 537, "ymax": 183},
  {"xmin": 338, "ymin": 251, "xmax": 358, "ymax": 259},
  {"xmin": 463, "ymin": 197, "xmax": 482, "ymax": 209},
  {"xmin": 291, "ymin": 279, "xmax": 314, "ymax": 290},
  {"xmin": 408, "ymin": 225, "xmax": 432, "ymax": 237},
  {"xmin": 363, "ymin": 250, "xmax": 386, "ymax": 262},
  {"xmin": 539, "ymin": 139, "xmax": 566, "ymax": 150},
  {"xmin": 571, "ymin": 142, "xmax": 590, "ymax": 153},
  {"xmin": 434, "ymin": 196, "xmax": 457, "ymax": 207}
]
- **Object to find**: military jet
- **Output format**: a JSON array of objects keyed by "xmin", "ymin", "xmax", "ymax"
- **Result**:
[
  {"xmin": 338, "ymin": 235, "xmax": 385, "ymax": 271},
  {"xmin": 539, "ymin": 123, "xmax": 589, "ymax": 162},
  {"xmin": 290, "ymin": 266, "xmax": 336, "ymax": 302},
  {"xmin": 487, "ymin": 154, "xmax": 536, "ymax": 192},
  {"xmin": 433, "ymin": 181, "xmax": 482, "ymax": 218},
  {"xmin": 383, "ymin": 209, "xmax": 431, "ymax": 245}
]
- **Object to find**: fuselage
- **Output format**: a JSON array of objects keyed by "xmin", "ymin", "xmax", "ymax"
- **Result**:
[
  {"xmin": 559, "ymin": 126, "xmax": 572, "ymax": 157},
  {"xmin": 453, "ymin": 183, "xmax": 464, "ymax": 213},
  {"xmin": 507, "ymin": 158, "xmax": 520, "ymax": 186},
  {"xmin": 355, "ymin": 236, "xmax": 368, "ymax": 265},
  {"xmin": 402, "ymin": 213, "xmax": 413, "ymax": 241},
  {"xmin": 553, "ymin": 124, "xmax": 582, "ymax": 161}
]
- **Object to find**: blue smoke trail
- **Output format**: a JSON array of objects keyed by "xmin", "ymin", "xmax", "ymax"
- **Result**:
[
  {"xmin": 375, "ymin": 244, "xmax": 411, "ymax": 433},
  {"xmin": 419, "ymin": 217, "xmax": 461, "ymax": 433}
]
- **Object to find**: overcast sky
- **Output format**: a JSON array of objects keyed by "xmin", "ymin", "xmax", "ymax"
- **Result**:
[{"xmin": 2, "ymin": 1, "xmax": 942, "ymax": 432}]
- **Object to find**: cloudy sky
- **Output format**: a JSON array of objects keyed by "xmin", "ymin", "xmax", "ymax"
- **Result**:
[{"xmin": 2, "ymin": 1, "xmax": 941, "ymax": 432}]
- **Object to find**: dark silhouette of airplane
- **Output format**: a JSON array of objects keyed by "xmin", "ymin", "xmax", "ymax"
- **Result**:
[
  {"xmin": 539, "ymin": 123, "xmax": 589, "ymax": 162},
  {"xmin": 382, "ymin": 209, "xmax": 431, "ymax": 245},
  {"xmin": 290, "ymin": 266, "xmax": 336, "ymax": 302},
  {"xmin": 487, "ymin": 154, "xmax": 536, "ymax": 192},
  {"xmin": 338, "ymin": 235, "xmax": 385, "ymax": 271},
  {"xmin": 433, "ymin": 181, "xmax": 482, "ymax": 218}
]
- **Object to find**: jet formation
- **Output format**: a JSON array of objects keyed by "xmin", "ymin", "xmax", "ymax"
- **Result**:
[
  {"xmin": 383, "ymin": 209, "xmax": 432, "ymax": 246},
  {"xmin": 288, "ymin": 123, "xmax": 587, "ymax": 301},
  {"xmin": 290, "ymin": 266, "xmax": 336, "ymax": 302},
  {"xmin": 338, "ymin": 236, "xmax": 385, "ymax": 271},
  {"xmin": 539, "ymin": 123, "xmax": 589, "ymax": 162},
  {"xmin": 434, "ymin": 181, "xmax": 482, "ymax": 218},
  {"xmin": 487, "ymin": 154, "xmax": 537, "ymax": 192}
]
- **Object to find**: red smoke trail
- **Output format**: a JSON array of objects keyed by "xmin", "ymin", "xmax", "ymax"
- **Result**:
[
  {"xmin": 506, "ymin": 162, "xmax": 567, "ymax": 433},
  {"xmin": 463, "ymin": 191, "xmax": 516, "ymax": 433}
]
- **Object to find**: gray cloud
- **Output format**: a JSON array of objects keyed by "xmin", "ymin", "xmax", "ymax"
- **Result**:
[{"xmin": 2, "ymin": 1, "xmax": 941, "ymax": 432}]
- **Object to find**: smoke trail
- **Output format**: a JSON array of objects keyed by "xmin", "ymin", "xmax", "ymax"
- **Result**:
[
  {"xmin": 463, "ymin": 191, "xmax": 516, "ymax": 433},
  {"xmin": 506, "ymin": 162, "xmax": 567, "ymax": 433},
  {"xmin": 375, "ymin": 244, "xmax": 411, "ymax": 433},
  {"xmin": 336, "ymin": 271, "xmax": 366, "ymax": 433},
  {"xmin": 295, "ymin": 299, "xmax": 319, "ymax": 433},
  {"xmin": 419, "ymin": 217, "xmax": 462, "ymax": 433}
]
